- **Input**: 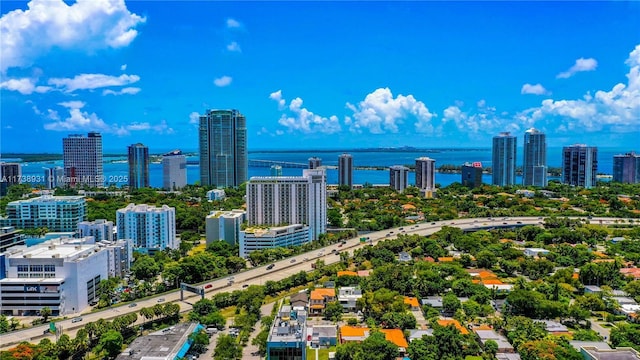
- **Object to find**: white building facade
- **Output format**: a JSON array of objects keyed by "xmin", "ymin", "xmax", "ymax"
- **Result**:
[
  {"xmin": 0, "ymin": 238, "xmax": 120, "ymax": 315},
  {"xmin": 239, "ymin": 224, "xmax": 310, "ymax": 258},
  {"xmin": 0, "ymin": 195, "xmax": 87, "ymax": 232},
  {"xmin": 246, "ymin": 169, "xmax": 326, "ymax": 241},
  {"xmin": 162, "ymin": 150, "xmax": 187, "ymax": 190},
  {"xmin": 78, "ymin": 219, "xmax": 114, "ymax": 242},
  {"xmin": 116, "ymin": 204, "xmax": 177, "ymax": 251},
  {"xmin": 205, "ymin": 210, "xmax": 245, "ymax": 246}
]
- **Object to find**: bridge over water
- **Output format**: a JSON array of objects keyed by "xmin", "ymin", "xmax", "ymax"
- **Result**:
[{"xmin": 186, "ymin": 159, "xmax": 308, "ymax": 168}]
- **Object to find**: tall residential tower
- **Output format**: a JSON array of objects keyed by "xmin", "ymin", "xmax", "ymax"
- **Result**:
[
  {"xmin": 128, "ymin": 143, "xmax": 149, "ymax": 189},
  {"xmin": 199, "ymin": 109, "xmax": 247, "ymax": 187},
  {"xmin": 389, "ymin": 165, "xmax": 409, "ymax": 192},
  {"xmin": 492, "ymin": 132, "xmax": 517, "ymax": 186},
  {"xmin": 613, "ymin": 152, "xmax": 640, "ymax": 184},
  {"xmin": 562, "ymin": 144, "xmax": 598, "ymax": 189},
  {"xmin": 63, "ymin": 132, "xmax": 103, "ymax": 188},
  {"xmin": 162, "ymin": 150, "xmax": 187, "ymax": 190},
  {"xmin": 523, "ymin": 128, "xmax": 547, "ymax": 187},
  {"xmin": 338, "ymin": 153, "xmax": 353, "ymax": 188}
]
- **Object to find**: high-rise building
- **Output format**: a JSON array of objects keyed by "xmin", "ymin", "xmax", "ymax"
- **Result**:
[
  {"xmin": 116, "ymin": 204, "xmax": 177, "ymax": 251},
  {"xmin": 44, "ymin": 166, "xmax": 65, "ymax": 189},
  {"xmin": 199, "ymin": 109, "xmax": 247, "ymax": 187},
  {"xmin": 0, "ymin": 226, "xmax": 25, "ymax": 253},
  {"xmin": 613, "ymin": 152, "xmax": 640, "ymax": 184},
  {"xmin": 63, "ymin": 132, "xmax": 103, "ymax": 188},
  {"xmin": 415, "ymin": 157, "xmax": 436, "ymax": 191},
  {"xmin": 338, "ymin": 153, "xmax": 353, "ymax": 188},
  {"xmin": 0, "ymin": 195, "xmax": 87, "ymax": 232},
  {"xmin": 246, "ymin": 169, "xmax": 326, "ymax": 241},
  {"xmin": 389, "ymin": 165, "xmax": 409, "ymax": 192},
  {"xmin": 462, "ymin": 162, "xmax": 483, "ymax": 188},
  {"xmin": 523, "ymin": 128, "xmax": 547, "ymax": 187},
  {"xmin": 562, "ymin": 144, "xmax": 598, "ymax": 188},
  {"xmin": 308, "ymin": 157, "xmax": 322, "ymax": 169},
  {"xmin": 0, "ymin": 162, "xmax": 21, "ymax": 196},
  {"xmin": 270, "ymin": 165, "xmax": 283, "ymax": 176},
  {"xmin": 128, "ymin": 143, "xmax": 149, "ymax": 190},
  {"xmin": 78, "ymin": 219, "xmax": 114, "ymax": 242},
  {"xmin": 492, "ymin": 132, "xmax": 517, "ymax": 186},
  {"xmin": 162, "ymin": 150, "xmax": 187, "ymax": 190}
]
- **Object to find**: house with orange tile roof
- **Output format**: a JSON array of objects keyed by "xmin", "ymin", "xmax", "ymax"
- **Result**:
[
  {"xmin": 437, "ymin": 319, "xmax": 469, "ymax": 334},
  {"xmin": 621, "ymin": 268, "xmax": 640, "ymax": 279},
  {"xmin": 309, "ymin": 288, "xmax": 336, "ymax": 315},
  {"xmin": 438, "ymin": 257, "xmax": 455, "ymax": 262},
  {"xmin": 337, "ymin": 270, "xmax": 358, "ymax": 277},
  {"xmin": 404, "ymin": 296, "xmax": 420, "ymax": 311},
  {"xmin": 339, "ymin": 326, "xmax": 370, "ymax": 343},
  {"xmin": 380, "ymin": 329, "xmax": 409, "ymax": 352},
  {"xmin": 356, "ymin": 270, "xmax": 371, "ymax": 277}
]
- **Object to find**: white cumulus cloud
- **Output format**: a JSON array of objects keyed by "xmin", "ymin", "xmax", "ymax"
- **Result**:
[
  {"xmin": 102, "ymin": 87, "xmax": 140, "ymax": 96},
  {"xmin": 213, "ymin": 76, "xmax": 233, "ymax": 87},
  {"xmin": 271, "ymin": 91, "xmax": 341, "ymax": 134},
  {"xmin": 189, "ymin": 111, "xmax": 200, "ymax": 125},
  {"xmin": 226, "ymin": 41, "xmax": 241, "ymax": 52},
  {"xmin": 120, "ymin": 64, "xmax": 127, "ymax": 71},
  {"xmin": 226, "ymin": 18, "xmax": 241, "ymax": 28},
  {"xmin": 521, "ymin": 44, "xmax": 640, "ymax": 133},
  {"xmin": 0, "ymin": 0, "xmax": 146, "ymax": 72},
  {"xmin": 521, "ymin": 83, "xmax": 550, "ymax": 95},
  {"xmin": 557, "ymin": 57, "xmax": 598, "ymax": 79},
  {"xmin": 0, "ymin": 78, "xmax": 51, "ymax": 94},
  {"xmin": 346, "ymin": 88, "xmax": 436, "ymax": 134},
  {"xmin": 49, "ymin": 73, "xmax": 140, "ymax": 92}
]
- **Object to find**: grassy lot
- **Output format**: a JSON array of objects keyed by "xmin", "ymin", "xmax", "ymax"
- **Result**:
[{"xmin": 306, "ymin": 346, "xmax": 337, "ymax": 360}]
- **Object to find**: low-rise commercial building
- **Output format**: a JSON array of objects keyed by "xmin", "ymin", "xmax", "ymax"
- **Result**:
[
  {"xmin": 0, "ymin": 226, "xmax": 25, "ymax": 254},
  {"xmin": 267, "ymin": 305, "xmax": 307, "ymax": 360},
  {"xmin": 78, "ymin": 219, "xmax": 114, "ymax": 242},
  {"xmin": 117, "ymin": 322, "xmax": 203, "ymax": 360},
  {"xmin": 239, "ymin": 224, "xmax": 309, "ymax": 259}
]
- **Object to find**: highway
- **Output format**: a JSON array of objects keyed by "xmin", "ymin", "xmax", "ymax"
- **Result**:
[{"xmin": 0, "ymin": 216, "xmax": 636, "ymax": 349}]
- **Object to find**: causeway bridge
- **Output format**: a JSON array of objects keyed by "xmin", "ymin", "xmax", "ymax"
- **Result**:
[{"xmin": 187, "ymin": 159, "xmax": 308, "ymax": 168}]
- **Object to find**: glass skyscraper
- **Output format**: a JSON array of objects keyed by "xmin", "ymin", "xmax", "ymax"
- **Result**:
[
  {"xmin": 492, "ymin": 132, "xmax": 517, "ymax": 186},
  {"xmin": 338, "ymin": 153, "xmax": 353, "ymax": 188},
  {"xmin": 128, "ymin": 143, "xmax": 149, "ymax": 189},
  {"xmin": 523, "ymin": 128, "xmax": 547, "ymax": 187},
  {"xmin": 199, "ymin": 109, "xmax": 247, "ymax": 187},
  {"xmin": 613, "ymin": 152, "xmax": 640, "ymax": 184},
  {"xmin": 562, "ymin": 144, "xmax": 598, "ymax": 189}
]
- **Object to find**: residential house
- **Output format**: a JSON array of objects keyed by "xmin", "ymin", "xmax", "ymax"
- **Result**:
[
  {"xmin": 421, "ymin": 297, "xmax": 443, "ymax": 309},
  {"xmin": 584, "ymin": 285, "xmax": 602, "ymax": 294},
  {"xmin": 308, "ymin": 325, "xmax": 337, "ymax": 348},
  {"xmin": 339, "ymin": 326, "xmax": 369, "ymax": 343},
  {"xmin": 473, "ymin": 326, "xmax": 514, "ymax": 353},
  {"xmin": 380, "ymin": 329, "xmax": 409, "ymax": 354},
  {"xmin": 398, "ymin": 251, "xmax": 412, "ymax": 262},
  {"xmin": 437, "ymin": 319, "xmax": 469, "ymax": 335},
  {"xmin": 408, "ymin": 329, "xmax": 433, "ymax": 342},
  {"xmin": 291, "ymin": 292, "xmax": 308, "ymax": 310},
  {"xmin": 524, "ymin": 248, "xmax": 550, "ymax": 257},
  {"xmin": 404, "ymin": 296, "xmax": 420, "ymax": 311},
  {"xmin": 537, "ymin": 320, "xmax": 569, "ymax": 335},
  {"xmin": 338, "ymin": 287, "xmax": 362, "ymax": 312},
  {"xmin": 309, "ymin": 288, "xmax": 336, "ymax": 315}
]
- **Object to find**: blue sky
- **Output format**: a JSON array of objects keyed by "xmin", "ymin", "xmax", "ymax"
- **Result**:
[{"xmin": 1, "ymin": 0, "xmax": 639, "ymax": 153}]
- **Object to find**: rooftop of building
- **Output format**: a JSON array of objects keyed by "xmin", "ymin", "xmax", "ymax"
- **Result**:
[
  {"xmin": 380, "ymin": 329, "xmax": 409, "ymax": 349},
  {"xmin": 243, "ymin": 224, "xmax": 308, "ymax": 236},
  {"xmin": 580, "ymin": 346, "xmax": 640, "ymax": 360},
  {"xmin": 117, "ymin": 203, "xmax": 174, "ymax": 213},
  {"xmin": 206, "ymin": 209, "xmax": 245, "ymax": 219},
  {"xmin": 8, "ymin": 195, "xmax": 85, "ymax": 204},
  {"xmin": 268, "ymin": 306, "xmax": 307, "ymax": 344},
  {"xmin": 116, "ymin": 322, "xmax": 199, "ymax": 360},
  {"xmin": 310, "ymin": 288, "xmax": 336, "ymax": 300},
  {"xmin": 5, "ymin": 241, "xmax": 98, "ymax": 261},
  {"xmin": 437, "ymin": 319, "xmax": 469, "ymax": 334}
]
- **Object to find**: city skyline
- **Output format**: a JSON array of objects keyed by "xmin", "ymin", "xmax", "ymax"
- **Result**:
[{"xmin": 1, "ymin": 1, "xmax": 640, "ymax": 153}]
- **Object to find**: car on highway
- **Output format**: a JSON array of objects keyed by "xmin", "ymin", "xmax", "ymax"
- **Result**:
[
  {"xmin": 290, "ymin": 259, "xmax": 296, "ymax": 263},
  {"xmin": 157, "ymin": 298, "xmax": 165, "ymax": 303},
  {"xmin": 503, "ymin": 222, "xmax": 508, "ymax": 225},
  {"xmin": 338, "ymin": 243, "xmax": 344, "ymax": 247},
  {"xmin": 71, "ymin": 317, "xmax": 83, "ymax": 323},
  {"xmin": 242, "ymin": 284, "xmax": 249, "ymax": 288},
  {"xmin": 516, "ymin": 221, "xmax": 522, "ymax": 224},
  {"xmin": 303, "ymin": 257, "xmax": 309, "ymax": 261},
  {"xmin": 266, "ymin": 264, "xmax": 275, "ymax": 270},
  {"xmin": 128, "ymin": 303, "xmax": 137, "ymax": 308},
  {"xmin": 205, "ymin": 284, "xmax": 213, "ymax": 289},
  {"xmin": 43, "ymin": 329, "xmax": 50, "ymax": 334}
]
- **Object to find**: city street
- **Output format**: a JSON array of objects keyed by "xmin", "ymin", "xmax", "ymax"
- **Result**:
[{"xmin": 1, "ymin": 216, "xmax": 635, "ymax": 350}]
